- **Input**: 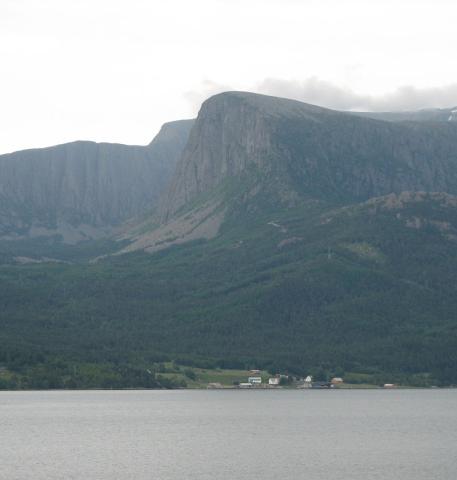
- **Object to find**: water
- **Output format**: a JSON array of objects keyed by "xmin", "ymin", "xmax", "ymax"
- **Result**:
[{"xmin": 1, "ymin": 389, "xmax": 456, "ymax": 479}]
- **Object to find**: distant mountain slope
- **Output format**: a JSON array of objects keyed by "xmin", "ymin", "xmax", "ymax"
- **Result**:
[
  {"xmin": 2, "ymin": 92, "xmax": 457, "ymax": 388},
  {"xmin": 163, "ymin": 93, "xmax": 457, "ymax": 214},
  {"xmin": 352, "ymin": 107, "xmax": 457, "ymax": 123},
  {"xmin": 0, "ymin": 119, "xmax": 193, "ymax": 243},
  {"xmin": 123, "ymin": 92, "xmax": 457, "ymax": 253},
  {"xmin": 2, "ymin": 191, "xmax": 457, "ymax": 387}
]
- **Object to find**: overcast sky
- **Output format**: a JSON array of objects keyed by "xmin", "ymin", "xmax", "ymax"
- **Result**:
[{"xmin": 2, "ymin": 0, "xmax": 457, "ymax": 154}]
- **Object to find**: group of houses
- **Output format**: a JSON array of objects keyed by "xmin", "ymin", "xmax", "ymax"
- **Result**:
[
  {"xmin": 238, "ymin": 371, "xmax": 345, "ymax": 389},
  {"xmin": 207, "ymin": 369, "xmax": 398, "ymax": 389}
]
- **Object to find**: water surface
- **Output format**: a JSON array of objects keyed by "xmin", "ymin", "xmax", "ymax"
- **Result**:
[{"xmin": 1, "ymin": 389, "xmax": 456, "ymax": 479}]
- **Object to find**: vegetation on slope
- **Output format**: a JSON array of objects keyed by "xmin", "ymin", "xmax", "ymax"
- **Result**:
[{"xmin": 1, "ymin": 193, "xmax": 457, "ymax": 388}]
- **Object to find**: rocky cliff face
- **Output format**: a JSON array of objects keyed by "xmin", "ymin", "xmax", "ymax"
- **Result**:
[
  {"xmin": 160, "ymin": 92, "xmax": 326, "ymax": 220},
  {"xmin": 123, "ymin": 92, "xmax": 457, "ymax": 253},
  {"xmin": 161, "ymin": 92, "xmax": 457, "ymax": 221},
  {"xmin": 0, "ymin": 119, "xmax": 193, "ymax": 243}
]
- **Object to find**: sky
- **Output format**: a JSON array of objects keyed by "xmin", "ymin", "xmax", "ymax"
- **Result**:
[{"xmin": 1, "ymin": 0, "xmax": 457, "ymax": 154}]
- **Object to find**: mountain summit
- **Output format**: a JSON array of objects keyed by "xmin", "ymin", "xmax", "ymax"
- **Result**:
[
  {"xmin": 2, "ymin": 92, "xmax": 457, "ymax": 387},
  {"xmin": 123, "ymin": 91, "xmax": 457, "ymax": 252}
]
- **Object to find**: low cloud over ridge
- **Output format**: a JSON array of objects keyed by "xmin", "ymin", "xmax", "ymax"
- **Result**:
[{"xmin": 186, "ymin": 78, "xmax": 457, "ymax": 113}]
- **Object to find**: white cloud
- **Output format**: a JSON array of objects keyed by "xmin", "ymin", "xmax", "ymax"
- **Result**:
[
  {"xmin": 185, "ymin": 77, "xmax": 457, "ymax": 113},
  {"xmin": 257, "ymin": 78, "xmax": 457, "ymax": 111},
  {"xmin": 1, "ymin": 0, "xmax": 457, "ymax": 153}
]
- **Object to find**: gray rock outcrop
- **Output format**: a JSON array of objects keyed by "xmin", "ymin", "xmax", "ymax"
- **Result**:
[
  {"xmin": 0, "ymin": 119, "xmax": 193, "ymax": 242},
  {"xmin": 161, "ymin": 92, "xmax": 457, "ymax": 221}
]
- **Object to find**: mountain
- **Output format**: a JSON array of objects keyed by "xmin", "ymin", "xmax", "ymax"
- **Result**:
[
  {"xmin": 353, "ymin": 107, "xmax": 457, "ymax": 123},
  {"xmin": 0, "ymin": 119, "xmax": 193, "ymax": 244},
  {"xmin": 2, "ymin": 92, "xmax": 457, "ymax": 389},
  {"xmin": 2, "ymin": 189, "xmax": 457, "ymax": 388},
  {"xmin": 122, "ymin": 92, "xmax": 457, "ymax": 253}
]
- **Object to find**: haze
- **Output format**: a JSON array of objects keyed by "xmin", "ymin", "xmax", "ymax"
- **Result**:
[{"xmin": 1, "ymin": 0, "xmax": 457, "ymax": 154}]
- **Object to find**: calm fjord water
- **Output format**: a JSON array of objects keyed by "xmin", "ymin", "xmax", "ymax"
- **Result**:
[{"xmin": 1, "ymin": 389, "xmax": 456, "ymax": 480}]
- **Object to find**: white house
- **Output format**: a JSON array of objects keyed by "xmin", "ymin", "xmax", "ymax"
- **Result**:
[
  {"xmin": 248, "ymin": 376, "xmax": 262, "ymax": 384},
  {"xmin": 268, "ymin": 377, "xmax": 280, "ymax": 385}
]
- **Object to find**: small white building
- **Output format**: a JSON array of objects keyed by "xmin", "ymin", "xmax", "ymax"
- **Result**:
[
  {"xmin": 248, "ymin": 376, "xmax": 262, "ymax": 384},
  {"xmin": 301, "ymin": 375, "xmax": 313, "ymax": 388},
  {"xmin": 239, "ymin": 382, "xmax": 253, "ymax": 388},
  {"xmin": 331, "ymin": 377, "xmax": 344, "ymax": 384},
  {"xmin": 268, "ymin": 377, "xmax": 280, "ymax": 385}
]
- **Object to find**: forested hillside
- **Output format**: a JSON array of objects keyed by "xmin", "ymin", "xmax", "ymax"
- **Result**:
[
  {"xmin": 1, "ymin": 192, "xmax": 457, "ymax": 388},
  {"xmin": 1, "ymin": 93, "xmax": 457, "ymax": 389}
]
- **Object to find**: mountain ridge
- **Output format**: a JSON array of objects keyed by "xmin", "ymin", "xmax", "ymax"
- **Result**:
[
  {"xmin": 0, "ymin": 119, "xmax": 194, "ymax": 244},
  {"xmin": 3, "ymin": 92, "xmax": 457, "ymax": 387},
  {"xmin": 121, "ymin": 91, "xmax": 457, "ymax": 253}
]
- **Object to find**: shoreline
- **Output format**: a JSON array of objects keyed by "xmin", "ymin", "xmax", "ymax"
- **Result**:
[{"xmin": 0, "ymin": 386, "xmax": 454, "ymax": 392}]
